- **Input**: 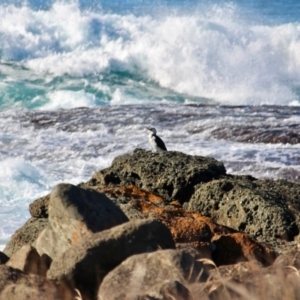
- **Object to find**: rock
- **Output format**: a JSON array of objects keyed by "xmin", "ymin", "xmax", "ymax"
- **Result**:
[
  {"xmin": 272, "ymin": 250, "xmax": 300, "ymax": 268},
  {"xmin": 6, "ymin": 245, "xmax": 50, "ymax": 277},
  {"xmin": 35, "ymin": 183, "xmax": 129, "ymax": 259},
  {"xmin": 95, "ymin": 185, "xmax": 275, "ymax": 266},
  {"xmin": 184, "ymin": 176, "xmax": 299, "ymax": 241},
  {"xmin": 0, "ymin": 265, "xmax": 74, "ymax": 300},
  {"xmin": 29, "ymin": 194, "xmax": 50, "ymax": 218},
  {"xmin": 212, "ymin": 233, "xmax": 276, "ymax": 266},
  {"xmin": 209, "ymin": 260, "xmax": 263, "ymax": 281},
  {"xmin": 48, "ymin": 219, "xmax": 175, "ymax": 300},
  {"xmin": 0, "ymin": 252, "xmax": 8, "ymax": 265},
  {"xmin": 3, "ymin": 217, "xmax": 48, "ymax": 257},
  {"xmin": 98, "ymin": 249, "xmax": 207, "ymax": 300},
  {"xmin": 212, "ymin": 125, "xmax": 300, "ymax": 145},
  {"xmin": 87, "ymin": 148, "xmax": 226, "ymax": 204},
  {"xmin": 191, "ymin": 259, "xmax": 300, "ymax": 300}
]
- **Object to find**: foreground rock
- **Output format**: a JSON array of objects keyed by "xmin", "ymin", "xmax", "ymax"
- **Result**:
[
  {"xmin": 0, "ymin": 265, "xmax": 74, "ymax": 300},
  {"xmin": 35, "ymin": 183, "xmax": 128, "ymax": 260},
  {"xmin": 99, "ymin": 249, "xmax": 207, "ymax": 300},
  {"xmin": 48, "ymin": 219, "xmax": 175, "ymax": 300},
  {"xmin": 87, "ymin": 148, "xmax": 226, "ymax": 204},
  {"xmin": 6, "ymin": 245, "xmax": 49, "ymax": 277}
]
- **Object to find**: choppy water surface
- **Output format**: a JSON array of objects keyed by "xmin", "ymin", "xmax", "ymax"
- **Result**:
[{"xmin": 1, "ymin": 103, "xmax": 300, "ymax": 249}]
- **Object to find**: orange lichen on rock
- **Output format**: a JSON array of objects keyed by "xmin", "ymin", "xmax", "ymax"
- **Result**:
[{"xmin": 102, "ymin": 185, "xmax": 165, "ymax": 205}]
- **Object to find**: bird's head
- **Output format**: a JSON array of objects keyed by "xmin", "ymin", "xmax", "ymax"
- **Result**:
[{"xmin": 146, "ymin": 127, "xmax": 157, "ymax": 134}]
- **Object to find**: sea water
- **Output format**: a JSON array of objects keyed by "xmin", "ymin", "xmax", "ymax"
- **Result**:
[{"xmin": 1, "ymin": 0, "xmax": 300, "ymax": 249}]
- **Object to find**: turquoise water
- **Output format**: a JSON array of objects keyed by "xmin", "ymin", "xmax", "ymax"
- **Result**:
[
  {"xmin": 1, "ymin": 0, "xmax": 300, "ymax": 249},
  {"xmin": 1, "ymin": 0, "xmax": 300, "ymax": 109}
]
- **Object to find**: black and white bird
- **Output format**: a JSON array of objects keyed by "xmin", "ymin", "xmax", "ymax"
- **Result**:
[{"xmin": 146, "ymin": 127, "xmax": 167, "ymax": 151}]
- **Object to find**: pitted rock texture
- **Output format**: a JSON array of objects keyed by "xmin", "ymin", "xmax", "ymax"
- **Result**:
[
  {"xmin": 87, "ymin": 148, "xmax": 226, "ymax": 204},
  {"xmin": 184, "ymin": 176, "xmax": 299, "ymax": 241}
]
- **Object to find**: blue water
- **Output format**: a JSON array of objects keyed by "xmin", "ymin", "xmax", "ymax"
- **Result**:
[
  {"xmin": 1, "ymin": 0, "xmax": 300, "ymax": 250},
  {"xmin": 1, "ymin": 0, "xmax": 300, "ymax": 109}
]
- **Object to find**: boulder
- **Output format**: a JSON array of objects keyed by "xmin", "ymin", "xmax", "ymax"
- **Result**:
[
  {"xmin": 98, "ymin": 249, "xmax": 207, "ymax": 300},
  {"xmin": 94, "ymin": 185, "xmax": 275, "ymax": 266},
  {"xmin": 3, "ymin": 217, "xmax": 48, "ymax": 257},
  {"xmin": 87, "ymin": 148, "xmax": 226, "ymax": 203},
  {"xmin": 212, "ymin": 233, "xmax": 276, "ymax": 266},
  {"xmin": 184, "ymin": 176, "xmax": 299, "ymax": 241},
  {"xmin": 6, "ymin": 245, "xmax": 49, "ymax": 277},
  {"xmin": 48, "ymin": 219, "xmax": 175, "ymax": 300},
  {"xmin": 29, "ymin": 194, "xmax": 50, "ymax": 218},
  {"xmin": 35, "ymin": 183, "xmax": 129, "ymax": 259},
  {"xmin": 0, "ymin": 265, "xmax": 74, "ymax": 300}
]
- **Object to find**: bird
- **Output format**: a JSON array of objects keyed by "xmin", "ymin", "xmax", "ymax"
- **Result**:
[{"xmin": 146, "ymin": 127, "xmax": 167, "ymax": 152}]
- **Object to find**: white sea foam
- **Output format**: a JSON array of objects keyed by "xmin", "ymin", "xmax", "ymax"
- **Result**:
[
  {"xmin": 42, "ymin": 90, "xmax": 98, "ymax": 110},
  {"xmin": 1, "ymin": 1, "xmax": 300, "ymax": 106}
]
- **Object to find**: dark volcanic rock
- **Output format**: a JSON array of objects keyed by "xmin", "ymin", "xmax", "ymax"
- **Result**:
[
  {"xmin": 184, "ymin": 176, "xmax": 299, "ymax": 242},
  {"xmin": 48, "ymin": 219, "xmax": 175, "ymax": 300},
  {"xmin": 87, "ymin": 148, "xmax": 226, "ymax": 204},
  {"xmin": 35, "ymin": 183, "xmax": 129, "ymax": 260},
  {"xmin": 3, "ymin": 218, "xmax": 48, "ymax": 258},
  {"xmin": 98, "ymin": 249, "xmax": 206, "ymax": 300}
]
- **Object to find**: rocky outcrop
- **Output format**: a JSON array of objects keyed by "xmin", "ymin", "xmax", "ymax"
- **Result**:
[
  {"xmin": 87, "ymin": 148, "xmax": 226, "ymax": 204},
  {"xmin": 184, "ymin": 176, "xmax": 299, "ymax": 242},
  {"xmin": 98, "ymin": 249, "xmax": 207, "ymax": 300},
  {"xmin": 35, "ymin": 183, "xmax": 129, "ymax": 259},
  {"xmin": 48, "ymin": 219, "xmax": 175, "ymax": 300},
  {"xmin": 4, "ymin": 148, "xmax": 300, "ymax": 300}
]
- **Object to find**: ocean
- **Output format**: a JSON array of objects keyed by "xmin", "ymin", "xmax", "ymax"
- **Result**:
[{"xmin": 1, "ymin": 0, "xmax": 300, "ymax": 250}]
